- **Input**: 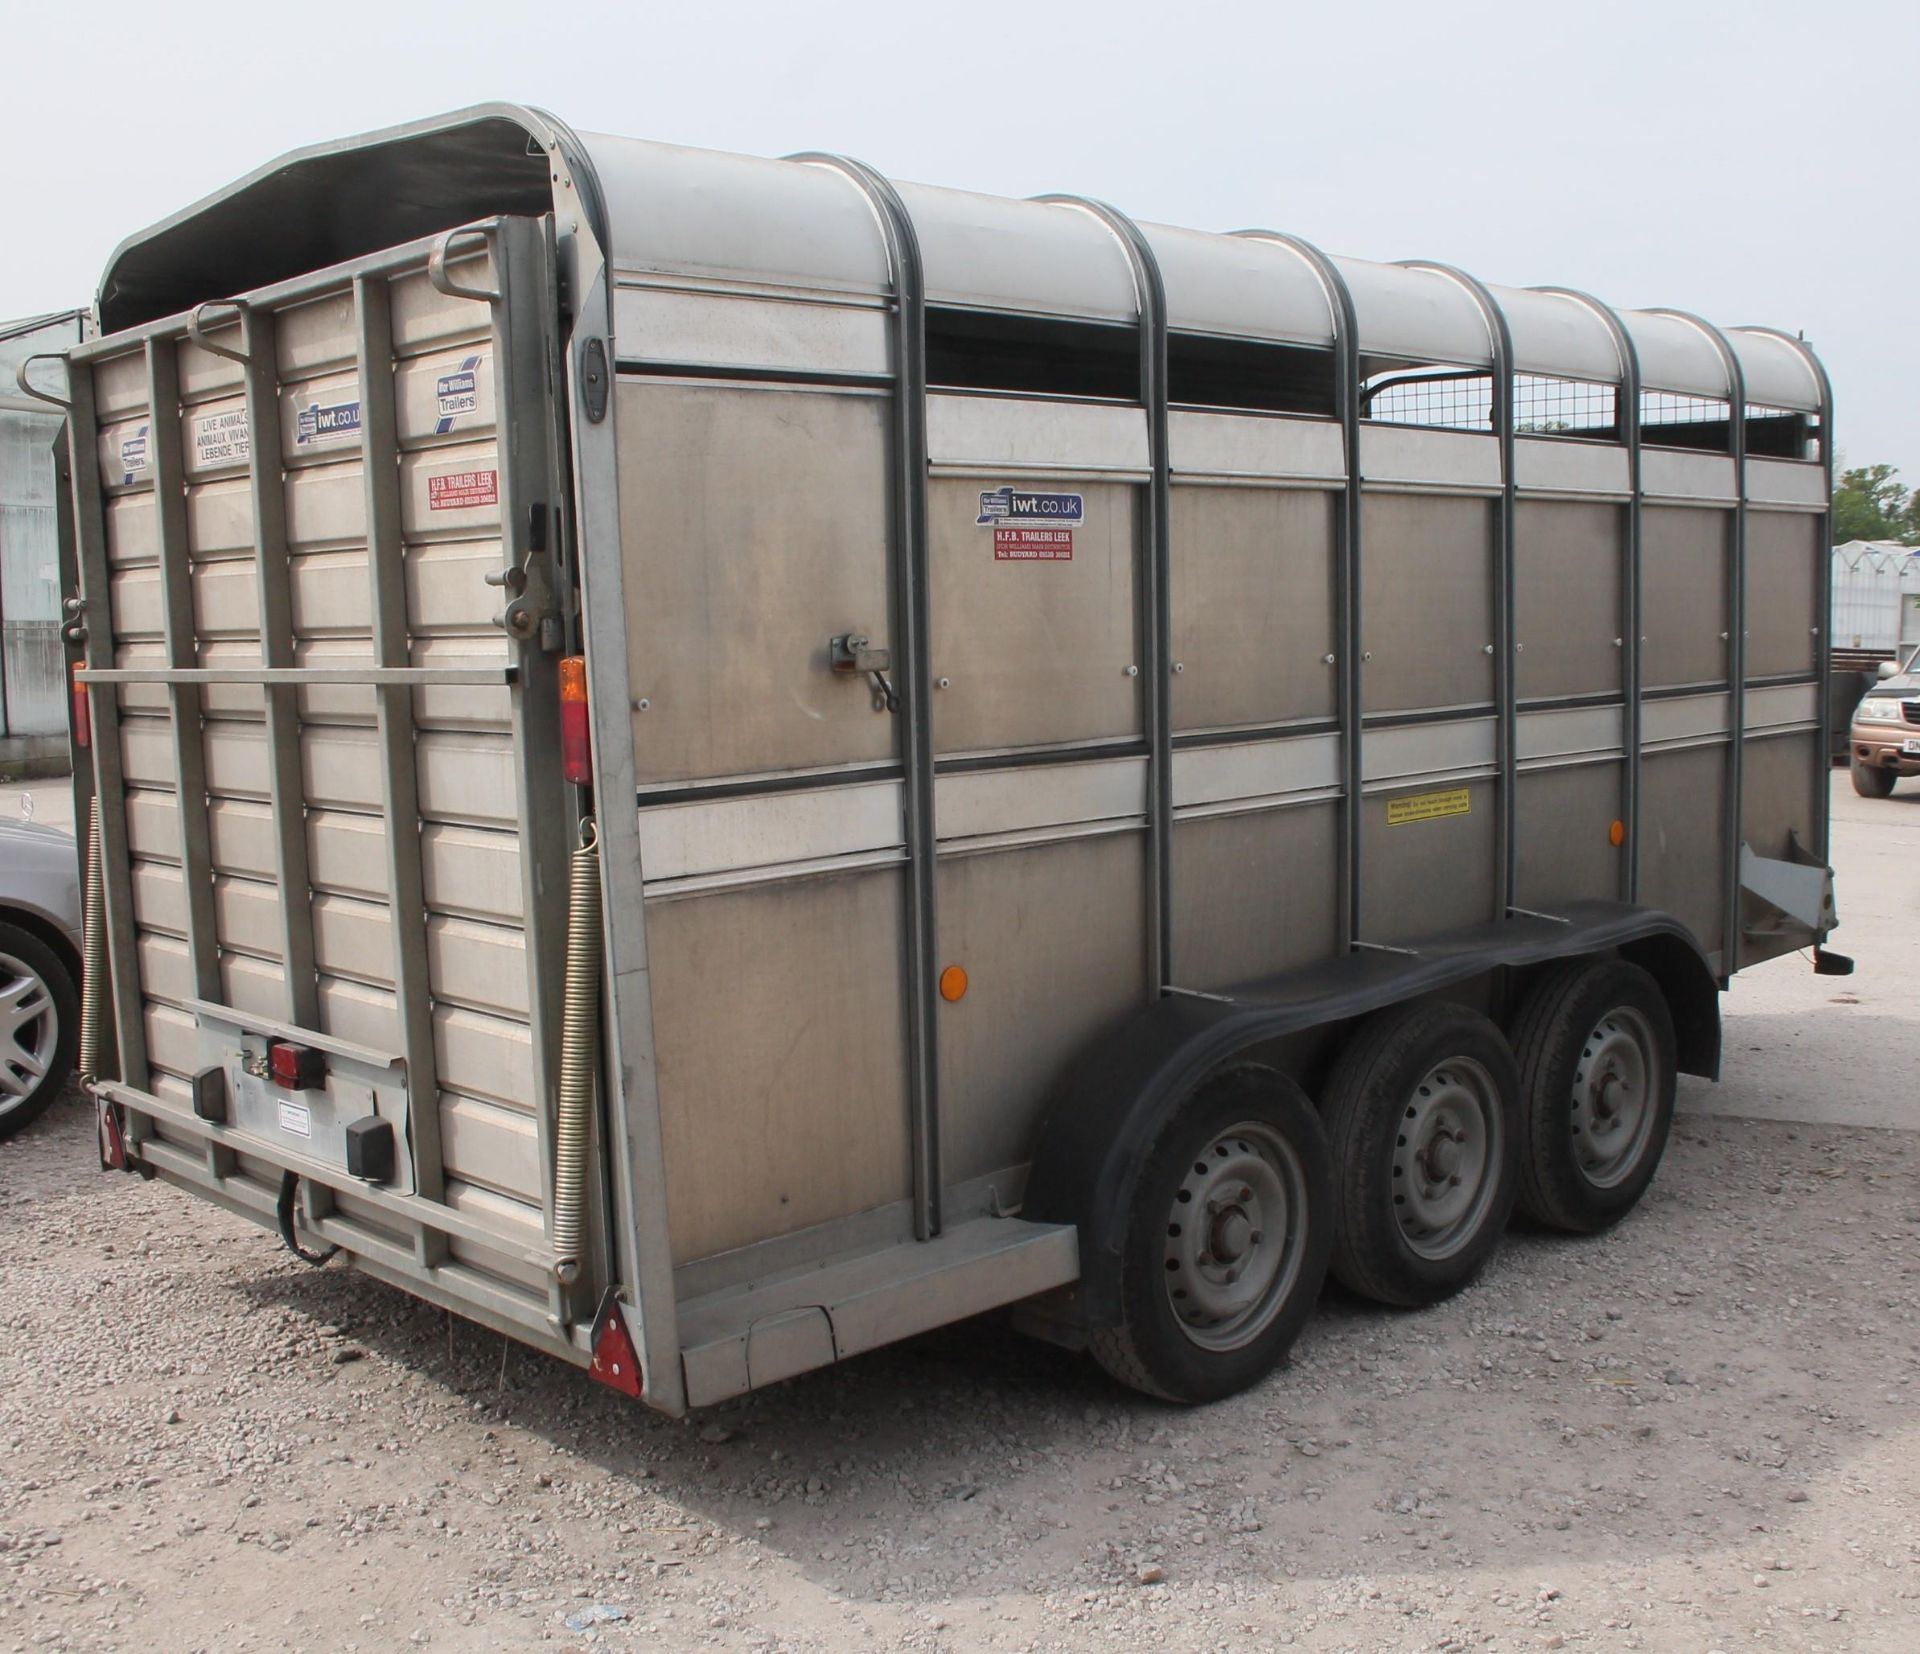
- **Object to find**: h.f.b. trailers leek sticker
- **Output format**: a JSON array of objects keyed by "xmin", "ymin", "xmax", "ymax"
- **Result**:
[
  {"xmin": 428, "ymin": 469, "xmax": 500, "ymax": 511},
  {"xmin": 277, "ymin": 1099, "xmax": 312, "ymax": 1139},
  {"xmin": 295, "ymin": 397, "xmax": 363, "ymax": 447},
  {"xmin": 994, "ymin": 526, "xmax": 1074, "ymax": 561},
  {"xmin": 978, "ymin": 486, "xmax": 1081, "ymax": 560}
]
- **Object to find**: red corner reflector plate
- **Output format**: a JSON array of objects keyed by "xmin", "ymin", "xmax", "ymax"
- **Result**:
[
  {"xmin": 98, "ymin": 1098, "xmax": 128, "ymax": 1170},
  {"xmin": 588, "ymin": 1290, "xmax": 644, "ymax": 1399}
]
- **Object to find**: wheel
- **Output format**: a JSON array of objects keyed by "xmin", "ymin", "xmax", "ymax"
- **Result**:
[
  {"xmin": 1851, "ymin": 758, "xmax": 1897, "ymax": 798},
  {"xmin": 1088, "ymin": 1065, "xmax": 1334, "ymax": 1404},
  {"xmin": 1320, "ymin": 1001, "xmax": 1521, "ymax": 1308},
  {"xmin": 1509, "ymin": 959, "xmax": 1676, "ymax": 1233},
  {"xmin": 0, "ymin": 921, "xmax": 78, "ymax": 1142}
]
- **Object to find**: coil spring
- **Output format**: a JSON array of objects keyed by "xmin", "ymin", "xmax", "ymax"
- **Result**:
[{"xmin": 551, "ymin": 819, "xmax": 603, "ymax": 1285}]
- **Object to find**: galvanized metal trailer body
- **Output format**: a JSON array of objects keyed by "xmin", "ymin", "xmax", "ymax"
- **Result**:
[{"xmin": 33, "ymin": 105, "xmax": 1839, "ymax": 1412}]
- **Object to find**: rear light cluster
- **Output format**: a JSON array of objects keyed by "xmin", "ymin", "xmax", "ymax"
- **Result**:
[
  {"xmin": 268, "ymin": 1040, "xmax": 325, "ymax": 1091},
  {"xmin": 71, "ymin": 665, "xmax": 91, "ymax": 751},
  {"xmin": 559, "ymin": 655, "xmax": 592, "ymax": 785}
]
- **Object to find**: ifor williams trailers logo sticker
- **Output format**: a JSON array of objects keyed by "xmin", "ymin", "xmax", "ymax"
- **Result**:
[
  {"xmin": 295, "ymin": 398, "xmax": 363, "ymax": 446},
  {"xmin": 118, "ymin": 426, "xmax": 149, "ymax": 485},
  {"xmin": 977, "ymin": 487, "xmax": 1083, "ymax": 562},
  {"xmin": 434, "ymin": 357, "xmax": 481, "ymax": 432},
  {"xmin": 976, "ymin": 487, "xmax": 1084, "ymax": 526}
]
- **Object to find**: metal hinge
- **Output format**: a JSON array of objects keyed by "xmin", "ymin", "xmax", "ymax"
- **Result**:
[{"xmin": 488, "ymin": 501, "xmax": 564, "ymax": 652}]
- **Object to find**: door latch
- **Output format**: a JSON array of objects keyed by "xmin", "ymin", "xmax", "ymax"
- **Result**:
[
  {"xmin": 488, "ymin": 502, "xmax": 564, "ymax": 651},
  {"xmin": 830, "ymin": 633, "xmax": 898, "ymax": 713}
]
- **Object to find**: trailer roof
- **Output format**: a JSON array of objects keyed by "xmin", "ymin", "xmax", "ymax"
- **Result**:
[{"xmin": 96, "ymin": 103, "xmax": 1825, "ymax": 412}]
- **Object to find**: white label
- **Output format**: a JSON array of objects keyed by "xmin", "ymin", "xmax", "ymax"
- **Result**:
[
  {"xmin": 192, "ymin": 408, "xmax": 252, "ymax": 467},
  {"xmin": 277, "ymin": 1099, "xmax": 312, "ymax": 1138}
]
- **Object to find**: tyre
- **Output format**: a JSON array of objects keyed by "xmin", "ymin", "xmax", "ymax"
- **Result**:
[
  {"xmin": 1850, "ymin": 758, "xmax": 1897, "ymax": 798},
  {"xmin": 1509, "ymin": 958, "xmax": 1676, "ymax": 1233},
  {"xmin": 1321, "ymin": 1001, "xmax": 1521, "ymax": 1308},
  {"xmin": 0, "ymin": 920, "xmax": 79, "ymax": 1142},
  {"xmin": 1088, "ymin": 1065, "xmax": 1334, "ymax": 1404}
]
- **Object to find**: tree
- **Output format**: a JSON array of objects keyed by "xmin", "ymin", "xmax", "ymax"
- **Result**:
[{"xmin": 1832, "ymin": 463, "xmax": 1919, "ymax": 546}]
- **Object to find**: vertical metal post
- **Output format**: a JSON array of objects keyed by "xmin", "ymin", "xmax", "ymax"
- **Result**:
[
  {"xmin": 1738, "ymin": 326, "xmax": 1833, "ymax": 886},
  {"xmin": 144, "ymin": 341, "xmax": 222, "ymax": 1002},
  {"xmin": 486, "ymin": 220, "xmax": 576, "ymax": 1313},
  {"xmin": 64, "ymin": 364, "xmax": 150, "ymax": 1089},
  {"xmin": 794, "ymin": 154, "xmax": 943, "ymax": 1239},
  {"xmin": 1401, "ymin": 264, "xmax": 1517, "ymax": 917},
  {"xmin": 53, "ymin": 429, "xmax": 94, "ymax": 880},
  {"xmin": 1651, "ymin": 312, "xmax": 1747, "ymax": 972},
  {"xmin": 351, "ymin": 273, "xmax": 445, "ymax": 1215},
  {"xmin": 562, "ymin": 246, "xmax": 687, "ymax": 1410},
  {"xmin": 1236, "ymin": 233, "xmax": 1363, "ymax": 950},
  {"xmin": 1038, "ymin": 196, "xmax": 1172, "ymax": 997},
  {"xmin": 237, "ymin": 309, "xmax": 320, "ymax": 1027},
  {"xmin": 1532, "ymin": 289, "xmax": 1643, "ymax": 901}
]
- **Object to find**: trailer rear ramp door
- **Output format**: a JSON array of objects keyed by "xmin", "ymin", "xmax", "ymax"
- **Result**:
[{"xmin": 71, "ymin": 217, "xmax": 587, "ymax": 1357}]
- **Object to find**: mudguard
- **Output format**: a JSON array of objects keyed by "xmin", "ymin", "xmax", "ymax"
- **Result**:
[{"xmin": 1021, "ymin": 901, "xmax": 1719, "ymax": 1328}]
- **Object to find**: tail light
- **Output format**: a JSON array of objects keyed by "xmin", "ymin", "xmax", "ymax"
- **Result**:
[
  {"xmin": 268, "ymin": 1040, "xmax": 326, "ymax": 1091},
  {"xmin": 71, "ymin": 665, "xmax": 91, "ymax": 750},
  {"xmin": 559, "ymin": 655, "xmax": 592, "ymax": 785}
]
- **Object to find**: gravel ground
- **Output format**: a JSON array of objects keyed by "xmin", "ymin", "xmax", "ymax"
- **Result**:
[{"xmin": 2, "ymin": 774, "xmax": 1916, "ymax": 1653}]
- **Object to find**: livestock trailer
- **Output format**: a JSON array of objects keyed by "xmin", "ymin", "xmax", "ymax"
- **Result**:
[{"xmin": 23, "ymin": 105, "xmax": 1844, "ymax": 1411}]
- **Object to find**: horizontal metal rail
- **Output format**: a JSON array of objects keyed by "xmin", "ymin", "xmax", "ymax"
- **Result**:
[
  {"xmin": 187, "ymin": 997, "xmax": 405, "ymax": 1070},
  {"xmin": 77, "ymin": 665, "xmax": 518, "ymax": 687},
  {"xmin": 98, "ymin": 1080, "xmax": 559, "ymax": 1270},
  {"xmin": 67, "ymin": 224, "xmax": 503, "ymax": 366}
]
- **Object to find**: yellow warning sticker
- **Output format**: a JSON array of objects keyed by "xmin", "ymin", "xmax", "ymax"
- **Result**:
[{"xmin": 1387, "ymin": 787, "xmax": 1471, "ymax": 827}]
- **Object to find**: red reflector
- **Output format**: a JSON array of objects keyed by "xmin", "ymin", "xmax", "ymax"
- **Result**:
[
  {"xmin": 559, "ymin": 655, "xmax": 592, "ymax": 785},
  {"xmin": 268, "ymin": 1040, "xmax": 326, "ymax": 1091},
  {"xmin": 98, "ymin": 1098, "xmax": 128, "ymax": 1171},
  {"xmin": 587, "ymin": 1289, "xmax": 644, "ymax": 1399},
  {"xmin": 71, "ymin": 666, "xmax": 91, "ymax": 751}
]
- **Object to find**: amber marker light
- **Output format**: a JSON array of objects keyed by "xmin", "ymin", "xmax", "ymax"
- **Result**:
[
  {"xmin": 1608, "ymin": 819, "xmax": 1626, "ymax": 847},
  {"xmin": 559, "ymin": 656, "xmax": 592, "ymax": 784},
  {"xmin": 939, "ymin": 965, "xmax": 969, "ymax": 1002},
  {"xmin": 71, "ymin": 664, "xmax": 91, "ymax": 750}
]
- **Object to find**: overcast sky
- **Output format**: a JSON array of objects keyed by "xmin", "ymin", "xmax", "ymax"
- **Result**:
[{"xmin": 6, "ymin": 0, "xmax": 1912, "ymax": 476}]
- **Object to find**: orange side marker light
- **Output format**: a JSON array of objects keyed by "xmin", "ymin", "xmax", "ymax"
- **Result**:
[{"xmin": 559, "ymin": 655, "xmax": 592, "ymax": 784}]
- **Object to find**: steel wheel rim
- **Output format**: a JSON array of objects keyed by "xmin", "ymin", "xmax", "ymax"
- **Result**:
[
  {"xmin": 1162, "ymin": 1121, "xmax": 1308, "ymax": 1352},
  {"xmin": 1571, "ymin": 1005, "xmax": 1657, "ymax": 1188},
  {"xmin": 1391, "ymin": 1056, "xmax": 1501, "ymax": 1261},
  {"xmin": 0, "ymin": 951, "xmax": 58, "ymax": 1120}
]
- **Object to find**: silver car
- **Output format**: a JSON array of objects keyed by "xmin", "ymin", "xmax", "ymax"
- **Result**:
[{"xmin": 0, "ymin": 817, "xmax": 82, "ymax": 1139}]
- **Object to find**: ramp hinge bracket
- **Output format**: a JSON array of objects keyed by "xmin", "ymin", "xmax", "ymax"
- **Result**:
[{"xmin": 487, "ymin": 505, "xmax": 564, "ymax": 652}]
